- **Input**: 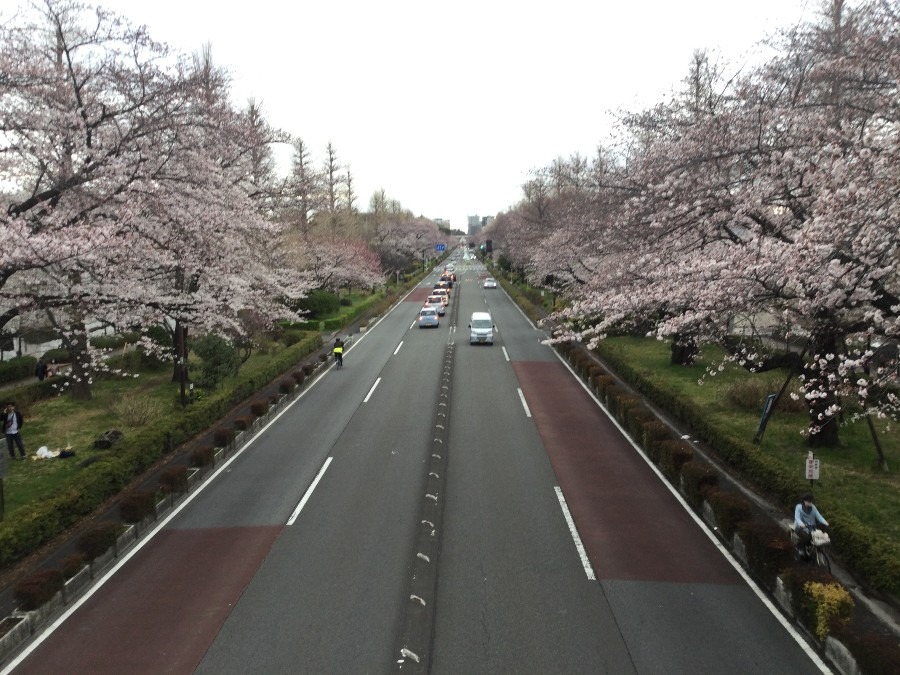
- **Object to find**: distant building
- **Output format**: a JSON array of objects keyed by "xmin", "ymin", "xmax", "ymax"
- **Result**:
[{"xmin": 467, "ymin": 215, "xmax": 482, "ymax": 236}]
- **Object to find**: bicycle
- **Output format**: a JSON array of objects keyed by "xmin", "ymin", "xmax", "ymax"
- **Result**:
[{"xmin": 791, "ymin": 527, "xmax": 831, "ymax": 572}]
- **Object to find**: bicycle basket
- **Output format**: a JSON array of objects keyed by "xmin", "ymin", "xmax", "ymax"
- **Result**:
[{"xmin": 811, "ymin": 530, "xmax": 831, "ymax": 546}]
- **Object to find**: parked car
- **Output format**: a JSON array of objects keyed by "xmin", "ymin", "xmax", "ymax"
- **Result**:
[
  {"xmin": 425, "ymin": 296, "xmax": 446, "ymax": 315},
  {"xmin": 418, "ymin": 307, "xmax": 440, "ymax": 328},
  {"xmin": 483, "ymin": 277, "xmax": 498, "ymax": 289}
]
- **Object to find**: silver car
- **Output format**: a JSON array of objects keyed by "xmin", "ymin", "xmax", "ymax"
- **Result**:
[{"xmin": 418, "ymin": 307, "xmax": 440, "ymax": 328}]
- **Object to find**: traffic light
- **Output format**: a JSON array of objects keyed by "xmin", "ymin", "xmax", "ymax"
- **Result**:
[{"xmin": 485, "ymin": 239, "xmax": 493, "ymax": 253}]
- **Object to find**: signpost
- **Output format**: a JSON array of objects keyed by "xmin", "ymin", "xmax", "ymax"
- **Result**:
[
  {"xmin": 805, "ymin": 450, "xmax": 820, "ymax": 487},
  {"xmin": 435, "ymin": 243, "xmax": 445, "ymax": 253}
]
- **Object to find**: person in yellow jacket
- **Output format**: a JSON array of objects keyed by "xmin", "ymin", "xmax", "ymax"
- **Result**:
[{"xmin": 333, "ymin": 339, "xmax": 344, "ymax": 368}]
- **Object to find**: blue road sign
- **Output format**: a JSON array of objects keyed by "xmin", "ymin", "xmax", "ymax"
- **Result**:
[{"xmin": 436, "ymin": 243, "xmax": 446, "ymax": 252}]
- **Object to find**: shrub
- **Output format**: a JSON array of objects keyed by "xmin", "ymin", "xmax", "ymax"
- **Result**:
[
  {"xmin": 192, "ymin": 333, "xmax": 242, "ymax": 390},
  {"xmin": 291, "ymin": 370, "xmax": 306, "ymax": 385},
  {"xmin": 14, "ymin": 569, "xmax": 64, "ymax": 610},
  {"xmin": 323, "ymin": 318, "xmax": 342, "ymax": 331},
  {"xmin": 804, "ymin": 581, "xmax": 854, "ymax": 640},
  {"xmin": 737, "ymin": 519, "xmax": 793, "ymax": 587},
  {"xmin": 279, "ymin": 379, "xmax": 294, "ymax": 394},
  {"xmin": 302, "ymin": 363, "xmax": 316, "ymax": 376},
  {"xmin": 90, "ymin": 335, "xmax": 127, "ymax": 350},
  {"xmin": 318, "ymin": 353, "xmax": 329, "ymax": 362},
  {"xmin": 190, "ymin": 445, "xmax": 215, "ymax": 467},
  {"xmin": 76, "ymin": 521, "xmax": 119, "ymax": 561},
  {"xmin": 118, "ymin": 490, "xmax": 157, "ymax": 523},
  {"xmin": 110, "ymin": 394, "xmax": 163, "ymax": 427},
  {"xmin": 159, "ymin": 465, "xmax": 189, "ymax": 495},
  {"xmin": 61, "ymin": 552, "xmax": 87, "ymax": 580},
  {"xmin": 834, "ymin": 629, "xmax": 900, "ymax": 675},
  {"xmin": 249, "ymin": 400, "xmax": 268, "ymax": 417},
  {"xmin": 657, "ymin": 440, "xmax": 693, "ymax": 480},
  {"xmin": 641, "ymin": 421, "xmax": 675, "ymax": 460},
  {"xmin": 724, "ymin": 379, "xmax": 772, "ymax": 411},
  {"xmin": 234, "ymin": 416, "xmax": 252, "ymax": 431},
  {"xmin": 706, "ymin": 487, "xmax": 752, "ymax": 538},
  {"xmin": 680, "ymin": 460, "xmax": 719, "ymax": 509},
  {"xmin": 0, "ymin": 356, "xmax": 37, "ymax": 385},
  {"xmin": 297, "ymin": 290, "xmax": 340, "ymax": 318},
  {"xmin": 213, "ymin": 428, "xmax": 233, "ymax": 447},
  {"xmin": 41, "ymin": 348, "xmax": 70, "ymax": 363}
]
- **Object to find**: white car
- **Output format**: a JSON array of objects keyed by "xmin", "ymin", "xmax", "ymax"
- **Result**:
[{"xmin": 483, "ymin": 278, "xmax": 498, "ymax": 289}]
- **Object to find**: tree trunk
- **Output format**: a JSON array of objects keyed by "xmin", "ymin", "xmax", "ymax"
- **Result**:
[
  {"xmin": 670, "ymin": 334, "xmax": 698, "ymax": 366},
  {"xmin": 64, "ymin": 319, "xmax": 92, "ymax": 402}
]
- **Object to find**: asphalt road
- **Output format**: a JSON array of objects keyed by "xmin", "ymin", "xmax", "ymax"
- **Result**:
[{"xmin": 4, "ymin": 257, "xmax": 829, "ymax": 674}]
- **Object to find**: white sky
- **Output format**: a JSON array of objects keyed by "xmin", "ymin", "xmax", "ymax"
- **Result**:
[{"xmin": 93, "ymin": 0, "xmax": 815, "ymax": 228}]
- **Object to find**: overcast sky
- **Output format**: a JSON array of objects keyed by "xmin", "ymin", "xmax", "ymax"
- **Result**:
[{"xmin": 94, "ymin": 0, "xmax": 815, "ymax": 228}]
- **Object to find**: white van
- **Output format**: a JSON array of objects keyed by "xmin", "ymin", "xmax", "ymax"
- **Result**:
[{"xmin": 469, "ymin": 311, "xmax": 495, "ymax": 345}]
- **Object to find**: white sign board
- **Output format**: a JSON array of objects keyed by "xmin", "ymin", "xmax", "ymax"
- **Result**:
[{"xmin": 805, "ymin": 451, "xmax": 820, "ymax": 480}]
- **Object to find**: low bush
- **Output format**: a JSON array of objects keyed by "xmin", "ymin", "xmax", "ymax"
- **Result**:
[
  {"xmin": 110, "ymin": 395, "xmax": 163, "ymax": 427},
  {"xmin": 118, "ymin": 490, "xmax": 157, "ymax": 523},
  {"xmin": 234, "ymin": 416, "xmax": 252, "ymax": 431},
  {"xmin": 833, "ymin": 628, "xmax": 900, "ymax": 675},
  {"xmin": 657, "ymin": 440, "xmax": 694, "ymax": 480},
  {"xmin": 190, "ymin": 446, "xmax": 215, "ymax": 468},
  {"xmin": 291, "ymin": 370, "xmax": 306, "ymax": 385},
  {"xmin": 680, "ymin": 460, "xmax": 719, "ymax": 509},
  {"xmin": 14, "ymin": 569, "xmax": 64, "ymax": 611},
  {"xmin": 279, "ymin": 379, "xmax": 294, "ymax": 394},
  {"xmin": 706, "ymin": 487, "xmax": 752, "ymax": 538},
  {"xmin": 76, "ymin": 521, "xmax": 119, "ymax": 561},
  {"xmin": 302, "ymin": 363, "xmax": 316, "ymax": 376},
  {"xmin": 158, "ymin": 465, "xmax": 188, "ymax": 495},
  {"xmin": 61, "ymin": 552, "xmax": 87, "ymax": 580},
  {"xmin": 249, "ymin": 400, "xmax": 268, "ymax": 417},
  {"xmin": 0, "ymin": 356, "xmax": 37, "ymax": 385},
  {"xmin": 737, "ymin": 518, "xmax": 793, "ymax": 587},
  {"xmin": 213, "ymin": 428, "xmax": 233, "ymax": 447}
]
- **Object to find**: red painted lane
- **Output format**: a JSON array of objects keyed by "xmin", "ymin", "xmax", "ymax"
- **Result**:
[
  {"xmin": 514, "ymin": 361, "xmax": 739, "ymax": 584},
  {"xmin": 18, "ymin": 526, "xmax": 281, "ymax": 675},
  {"xmin": 406, "ymin": 288, "xmax": 432, "ymax": 303}
]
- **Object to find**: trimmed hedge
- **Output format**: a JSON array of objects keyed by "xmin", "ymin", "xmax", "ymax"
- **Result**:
[{"xmin": 14, "ymin": 569, "xmax": 64, "ymax": 611}]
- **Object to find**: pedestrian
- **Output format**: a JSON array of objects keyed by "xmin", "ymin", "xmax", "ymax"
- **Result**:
[
  {"xmin": 35, "ymin": 358, "xmax": 48, "ymax": 381},
  {"xmin": 3, "ymin": 401, "xmax": 26, "ymax": 460}
]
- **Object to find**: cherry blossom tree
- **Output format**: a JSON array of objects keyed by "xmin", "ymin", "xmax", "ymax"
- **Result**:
[
  {"xmin": 500, "ymin": 0, "xmax": 900, "ymax": 445},
  {"xmin": 0, "ymin": 0, "xmax": 308, "ymax": 399}
]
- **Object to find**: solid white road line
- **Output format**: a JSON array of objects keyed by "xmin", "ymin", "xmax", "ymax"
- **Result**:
[
  {"xmin": 287, "ymin": 457, "xmax": 333, "ymax": 526},
  {"xmin": 363, "ymin": 377, "xmax": 381, "ymax": 403},
  {"xmin": 517, "ymin": 387, "xmax": 532, "ymax": 418},
  {"xmin": 555, "ymin": 486, "xmax": 596, "ymax": 581}
]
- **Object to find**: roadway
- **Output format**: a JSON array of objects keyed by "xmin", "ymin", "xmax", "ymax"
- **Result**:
[{"xmin": 4, "ymin": 256, "xmax": 828, "ymax": 674}]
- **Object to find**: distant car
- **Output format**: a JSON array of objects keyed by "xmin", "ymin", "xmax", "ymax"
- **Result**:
[
  {"xmin": 431, "ymin": 288, "xmax": 450, "ymax": 305},
  {"xmin": 418, "ymin": 307, "xmax": 440, "ymax": 328},
  {"xmin": 425, "ymin": 296, "xmax": 446, "ymax": 315},
  {"xmin": 483, "ymin": 278, "xmax": 498, "ymax": 289}
]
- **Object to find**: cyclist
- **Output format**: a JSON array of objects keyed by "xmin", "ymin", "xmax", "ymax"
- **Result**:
[
  {"xmin": 333, "ymin": 338, "xmax": 344, "ymax": 368},
  {"xmin": 793, "ymin": 493, "xmax": 828, "ymax": 558}
]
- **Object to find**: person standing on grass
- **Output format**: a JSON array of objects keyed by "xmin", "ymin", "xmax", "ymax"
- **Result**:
[
  {"xmin": 3, "ymin": 402, "xmax": 25, "ymax": 460},
  {"xmin": 35, "ymin": 358, "xmax": 48, "ymax": 381}
]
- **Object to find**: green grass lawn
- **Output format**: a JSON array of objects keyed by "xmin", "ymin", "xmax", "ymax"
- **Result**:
[{"xmin": 600, "ymin": 336, "xmax": 900, "ymax": 544}]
